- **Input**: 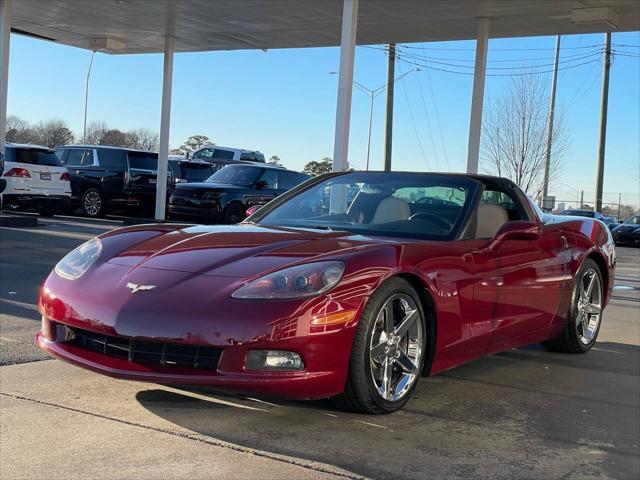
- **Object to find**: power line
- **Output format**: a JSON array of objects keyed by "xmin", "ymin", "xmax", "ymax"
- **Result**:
[
  {"xmin": 420, "ymin": 43, "xmax": 451, "ymax": 171},
  {"xmin": 397, "ymin": 62, "xmax": 431, "ymax": 169},
  {"xmin": 397, "ymin": 43, "xmax": 606, "ymax": 51},
  {"xmin": 414, "ymin": 70, "xmax": 441, "ymax": 170}
]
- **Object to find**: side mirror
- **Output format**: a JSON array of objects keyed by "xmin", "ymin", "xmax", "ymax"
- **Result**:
[
  {"xmin": 246, "ymin": 205, "xmax": 262, "ymax": 217},
  {"xmin": 485, "ymin": 221, "xmax": 540, "ymax": 252},
  {"xmin": 255, "ymin": 180, "xmax": 269, "ymax": 190}
]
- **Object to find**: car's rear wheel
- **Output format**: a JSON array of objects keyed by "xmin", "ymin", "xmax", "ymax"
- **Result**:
[
  {"xmin": 81, "ymin": 188, "xmax": 105, "ymax": 217},
  {"xmin": 541, "ymin": 258, "xmax": 603, "ymax": 353},
  {"xmin": 222, "ymin": 202, "xmax": 246, "ymax": 224},
  {"xmin": 333, "ymin": 277, "xmax": 426, "ymax": 414}
]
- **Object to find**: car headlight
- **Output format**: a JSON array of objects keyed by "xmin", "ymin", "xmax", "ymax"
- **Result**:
[
  {"xmin": 231, "ymin": 261, "xmax": 345, "ymax": 300},
  {"xmin": 54, "ymin": 238, "xmax": 102, "ymax": 280}
]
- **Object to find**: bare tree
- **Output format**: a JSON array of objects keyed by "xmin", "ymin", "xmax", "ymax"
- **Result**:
[
  {"xmin": 481, "ymin": 73, "xmax": 570, "ymax": 199},
  {"xmin": 35, "ymin": 119, "xmax": 74, "ymax": 147},
  {"xmin": 84, "ymin": 121, "xmax": 108, "ymax": 145},
  {"xmin": 5, "ymin": 115, "xmax": 39, "ymax": 144},
  {"xmin": 99, "ymin": 129, "xmax": 127, "ymax": 147},
  {"xmin": 125, "ymin": 128, "xmax": 158, "ymax": 151}
]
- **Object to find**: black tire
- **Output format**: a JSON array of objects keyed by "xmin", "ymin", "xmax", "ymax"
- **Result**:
[
  {"xmin": 221, "ymin": 202, "xmax": 246, "ymax": 224},
  {"xmin": 81, "ymin": 188, "xmax": 105, "ymax": 218},
  {"xmin": 36, "ymin": 207, "xmax": 56, "ymax": 217},
  {"xmin": 333, "ymin": 277, "xmax": 428, "ymax": 414},
  {"xmin": 541, "ymin": 258, "xmax": 604, "ymax": 353}
]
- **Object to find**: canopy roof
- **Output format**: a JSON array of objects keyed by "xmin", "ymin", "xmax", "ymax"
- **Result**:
[{"xmin": 11, "ymin": 0, "xmax": 640, "ymax": 54}]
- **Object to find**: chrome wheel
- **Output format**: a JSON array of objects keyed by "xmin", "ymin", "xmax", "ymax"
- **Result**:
[
  {"xmin": 576, "ymin": 267, "xmax": 602, "ymax": 345},
  {"xmin": 369, "ymin": 293, "xmax": 423, "ymax": 402},
  {"xmin": 83, "ymin": 190, "xmax": 102, "ymax": 216}
]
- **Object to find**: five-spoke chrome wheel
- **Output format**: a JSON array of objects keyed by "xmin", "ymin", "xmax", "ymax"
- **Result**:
[
  {"xmin": 576, "ymin": 267, "xmax": 602, "ymax": 345},
  {"xmin": 369, "ymin": 293, "xmax": 423, "ymax": 402}
]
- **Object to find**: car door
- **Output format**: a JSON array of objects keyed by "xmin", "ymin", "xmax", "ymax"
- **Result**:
[
  {"xmin": 471, "ymin": 193, "xmax": 570, "ymax": 352},
  {"xmin": 251, "ymin": 169, "xmax": 279, "ymax": 205},
  {"xmin": 94, "ymin": 148, "xmax": 127, "ymax": 203},
  {"xmin": 62, "ymin": 148, "xmax": 95, "ymax": 199}
]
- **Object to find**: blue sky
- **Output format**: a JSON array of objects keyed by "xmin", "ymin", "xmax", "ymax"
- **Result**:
[{"xmin": 7, "ymin": 30, "xmax": 640, "ymax": 207}]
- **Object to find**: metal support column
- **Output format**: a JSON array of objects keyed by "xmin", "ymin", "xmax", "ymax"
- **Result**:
[
  {"xmin": 0, "ymin": 0, "xmax": 12, "ymax": 154},
  {"xmin": 466, "ymin": 17, "xmax": 490, "ymax": 174},
  {"xmin": 595, "ymin": 32, "xmax": 612, "ymax": 213},
  {"xmin": 332, "ymin": 0, "xmax": 358, "ymax": 173},
  {"xmin": 154, "ymin": 35, "xmax": 174, "ymax": 221}
]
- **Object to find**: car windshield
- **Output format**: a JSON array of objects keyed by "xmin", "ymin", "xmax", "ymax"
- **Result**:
[
  {"xmin": 127, "ymin": 152, "xmax": 158, "ymax": 170},
  {"xmin": 624, "ymin": 216, "xmax": 640, "ymax": 224},
  {"xmin": 254, "ymin": 172, "xmax": 479, "ymax": 240},
  {"xmin": 206, "ymin": 165, "xmax": 262, "ymax": 185},
  {"xmin": 8, "ymin": 147, "xmax": 63, "ymax": 167}
]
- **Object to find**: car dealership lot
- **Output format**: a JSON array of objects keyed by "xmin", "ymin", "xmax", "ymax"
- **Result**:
[{"xmin": 1, "ymin": 217, "xmax": 639, "ymax": 480}]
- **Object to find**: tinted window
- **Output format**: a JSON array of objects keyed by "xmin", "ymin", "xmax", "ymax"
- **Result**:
[
  {"xmin": 207, "ymin": 165, "xmax": 262, "ymax": 185},
  {"xmin": 258, "ymin": 169, "xmax": 279, "ymax": 188},
  {"xmin": 98, "ymin": 149, "xmax": 126, "ymax": 169},
  {"xmin": 54, "ymin": 149, "xmax": 67, "ymax": 162},
  {"xmin": 279, "ymin": 171, "xmax": 309, "ymax": 190},
  {"xmin": 7, "ymin": 147, "xmax": 63, "ymax": 166},
  {"xmin": 127, "ymin": 151, "xmax": 158, "ymax": 170},
  {"xmin": 239, "ymin": 151, "xmax": 265, "ymax": 162},
  {"xmin": 65, "ymin": 149, "xmax": 85, "ymax": 167},
  {"xmin": 171, "ymin": 162, "xmax": 214, "ymax": 182},
  {"xmin": 213, "ymin": 149, "xmax": 235, "ymax": 160},
  {"xmin": 192, "ymin": 148, "xmax": 214, "ymax": 160}
]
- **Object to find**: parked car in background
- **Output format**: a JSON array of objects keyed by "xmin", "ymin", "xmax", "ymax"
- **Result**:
[
  {"xmin": 1, "ymin": 143, "xmax": 71, "ymax": 216},
  {"xmin": 168, "ymin": 163, "xmax": 309, "ymax": 224},
  {"xmin": 169, "ymin": 159, "xmax": 217, "ymax": 185},
  {"xmin": 190, "ymin": 145, "xmax": 265, "ymax": 163},
  {"xmin": 55, "ymin": 145, "xmax": 163, "ymax": 217},
  {"xmin": 0, "ymin": 151, "xmax": 5, "ymax": 194},
  {"xmin": 559, "ymin": 209, "xmax": 618, "ymax": 230},
  {"xmin": 612, "ymin": 215, "xmax": 640, "ymax": 247},
  {"xmin": 603, "ymin": 215, "xmax": 619, "ymax": 227}
]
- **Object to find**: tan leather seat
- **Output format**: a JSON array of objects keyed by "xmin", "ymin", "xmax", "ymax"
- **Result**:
[
  {"xmin": 371, "ymin": 197, "xmax": 411, "ymax": 224},
  {"xmin": 476, "ymin": 203, "xmax": 509, "ymax": 238}
]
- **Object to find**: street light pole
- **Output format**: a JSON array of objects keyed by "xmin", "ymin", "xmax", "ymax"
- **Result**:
[
  {"xmin": 542, "ymin": 35, "xmax": 561, "ymax": 209},
  {"xmin": 330, "ymin": 67, "xmax": 419, "ymax": 170},
  {"xmin": 83, "ymin": 50, "xmax": 96, "ymax": 144}
]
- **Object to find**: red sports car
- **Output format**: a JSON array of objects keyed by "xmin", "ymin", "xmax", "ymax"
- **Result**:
[{"xmin": 37, "ymin": 172, "xmax": 615, "ymax": 413}]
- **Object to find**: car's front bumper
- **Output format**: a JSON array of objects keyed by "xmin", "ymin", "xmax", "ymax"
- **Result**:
[{"xmin": 36, "ymin": 331, "xmax": 341, "ymax": 399}]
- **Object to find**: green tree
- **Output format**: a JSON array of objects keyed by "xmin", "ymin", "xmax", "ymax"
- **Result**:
[
  {"xmin": 303, "ymin": 157, "xmax": 333, "ymax": 176},
  {"xmin": 171, "ymin": 135, "xmax": 211, "ymax": 155},
  {"xmin": 268, "ymin": 155, "xmax": 282, "ymax": 167}
]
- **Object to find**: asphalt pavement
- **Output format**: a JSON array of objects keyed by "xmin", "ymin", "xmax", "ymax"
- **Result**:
[{"xmin": 1, "ymin": 216, "xmax": 639, "ymax": 479}]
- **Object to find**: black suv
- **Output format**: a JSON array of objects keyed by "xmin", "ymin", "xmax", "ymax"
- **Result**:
[
  {"xmin": 55, "ymin": 145, "xmax": 161, "ymax": 217},
  {"xmin": 168, "ymin": 163, "xmax": 310, "ymax": 224}
]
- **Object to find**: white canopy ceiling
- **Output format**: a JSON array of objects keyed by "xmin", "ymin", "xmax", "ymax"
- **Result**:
[{"xmin": 11, "ymin": 0, "xmax": 640, "ymax": 54}]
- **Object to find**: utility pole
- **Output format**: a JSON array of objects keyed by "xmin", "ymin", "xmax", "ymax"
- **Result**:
[
  {"xmin": 595, "ymin": 32, "xmax": 612, "ymax": 213},
  {"xmin": 83, "ymin": 50, "xmax": 96, "ymax": 144},
  {"xmin": 542, "ymin": 35, "xmax": 561, "ymax": 209},
  {"xmin": 617, "ymin": 192, "xmax": 622, "ymax": 220},
  {"xmin": 580, "ymin": 190, "xmax": 584, "ymax": 208},
  {"xmin": 383, "ymin": 44, "xmax": 395, "ymax": 171}
]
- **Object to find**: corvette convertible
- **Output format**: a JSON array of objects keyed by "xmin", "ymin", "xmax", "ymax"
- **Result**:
[{"xmin": 37, "ymin": 171, "xmax": 615, "ymax": 413}]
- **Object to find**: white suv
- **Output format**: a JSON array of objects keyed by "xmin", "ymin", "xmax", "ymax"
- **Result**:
[{"xmin": 1, "ymin": 143, "xmax": 72, "ymax": 216}]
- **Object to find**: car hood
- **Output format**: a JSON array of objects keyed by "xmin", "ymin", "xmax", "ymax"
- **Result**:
[{"xmin": 104, "ymin": 223, "xmax": 395, "ymax": 278}]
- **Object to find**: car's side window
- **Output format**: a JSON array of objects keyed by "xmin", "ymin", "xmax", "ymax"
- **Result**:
[
  {"xmin": 258, "ymin": 169, "xmax": 279, "ymax": 189},
  {"xmin": 193, "ymin": 148, "xmax": 214, "ymax": 160},
  {"xmin": 65, "ymin": 149, "xmax": 85, "ymax": 167},
  {"xmin": 480, "ymin": 188, "xmax": 522, "ymax": 221},
  {"xmin": 82, "ymin": 149, "xmax": 96, "ymax": 166},
  {"xmin": 213, "ymin": 149, "xmax": 235, "ymax": 160},
  {"xmin": 97, "ymin": 149, "xmax": 126, "ymax": 169},
  {"xmin": 54, "ymin": 149, "xmax": 67, "ymax": 162}
]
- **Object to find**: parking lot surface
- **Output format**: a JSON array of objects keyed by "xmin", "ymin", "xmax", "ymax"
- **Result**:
[{"xmin": 1, "ymin": 216, "xmax": 639, "ymax": 479}]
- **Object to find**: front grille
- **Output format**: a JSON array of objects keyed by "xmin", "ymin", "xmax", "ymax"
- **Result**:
[{"xmin": 63, "ymin": 326, "xmax": 222, "ymax": 370}]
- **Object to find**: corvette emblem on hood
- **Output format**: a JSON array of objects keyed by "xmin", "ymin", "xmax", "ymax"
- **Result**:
[{"xmin": 126, "ymin": 283, "xmax": 157, "ymax": 294}]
